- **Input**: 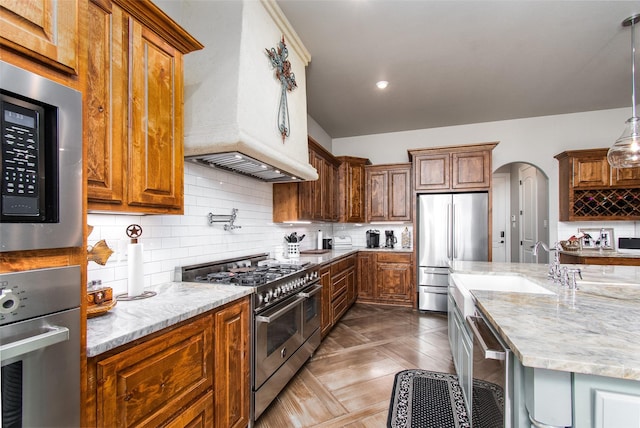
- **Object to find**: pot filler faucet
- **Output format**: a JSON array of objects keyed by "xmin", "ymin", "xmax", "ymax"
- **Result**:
[{"xmin": 532, "ymin": 241, "xmax": 582, "ymax": 289}]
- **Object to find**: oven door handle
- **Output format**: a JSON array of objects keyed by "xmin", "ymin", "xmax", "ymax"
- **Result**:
[
  {"xmin": 0, "ymin": 325, "xmax": 70, "ymax": 362},
  {"xmin": 256, "ymin": 296, "xmax": 305, "ymax": 323},
  {"xmin": 297, "ymin": 283, "xmax": 322, "ymax": 298},
  {"xmin": 466, "ymin": 315, "xmax": 505, "ymax": 361}
]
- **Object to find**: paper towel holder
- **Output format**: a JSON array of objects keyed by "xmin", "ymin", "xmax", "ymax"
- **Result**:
[{"xmin": 116, "ymin": 224, "xmax": 156, "ymax": 301}]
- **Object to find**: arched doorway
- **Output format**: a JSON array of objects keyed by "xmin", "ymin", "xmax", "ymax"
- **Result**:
[{"xmin": 493, "ymin": 162, "xmax": 549, "ymax": 263}]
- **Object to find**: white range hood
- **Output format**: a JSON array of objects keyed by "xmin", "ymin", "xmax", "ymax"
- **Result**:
[{"xmin": 172, "ymin": 0, "xmax": 318, "ymax": 182}]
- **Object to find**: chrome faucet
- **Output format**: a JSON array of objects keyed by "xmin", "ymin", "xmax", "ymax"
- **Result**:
[{"xmin": 533, "ymin": 241, "xmax": 562, "ymax": 282}]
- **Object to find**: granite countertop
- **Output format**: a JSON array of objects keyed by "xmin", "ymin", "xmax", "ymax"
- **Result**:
[
  {"xmin": 86, "ymin": 282, "xmax": 253, "ymax": 357},
  {"xmin": 560, "ymin": 249, "xmax": 640, "ymax": 259},
  {"xmin": 450, "ymin": 261, "xmax": 640, "ymax": 380}
]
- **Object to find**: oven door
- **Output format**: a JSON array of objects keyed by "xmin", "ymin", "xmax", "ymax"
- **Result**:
[
  {"xmin": 298, "ymin": 282, "xmax": 321, "ymax": 340},
  {"xmin": 254, "ymin": 295, "xmax": 305, "ymax": 388}
]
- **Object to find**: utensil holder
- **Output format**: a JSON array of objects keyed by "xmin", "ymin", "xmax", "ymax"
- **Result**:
[{"xmin": 287, "ymin": 243, "xmax": 300, "ymax": 258}]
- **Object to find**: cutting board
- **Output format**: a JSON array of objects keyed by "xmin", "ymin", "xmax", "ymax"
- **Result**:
[{"xmin": 300, "ymin": 249, "xmax": 331, "ymax": 254}]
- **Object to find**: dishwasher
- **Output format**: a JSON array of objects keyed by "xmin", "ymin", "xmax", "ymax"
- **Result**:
[{"xmin": 466, "ymin": 312, "xmax": 512, "ymax": 428}]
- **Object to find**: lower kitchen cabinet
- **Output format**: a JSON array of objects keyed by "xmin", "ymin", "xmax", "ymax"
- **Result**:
[
  {"xmin": 85, "ymin": 297, "xmax": 250, "ymax": 428},
  {"xmin": 357, "ymin": 252, "xmax": 414, "ymax": 307},
  {"xmin": 320, "ymin": 254, "xmax": 357, "ymax": 337}
]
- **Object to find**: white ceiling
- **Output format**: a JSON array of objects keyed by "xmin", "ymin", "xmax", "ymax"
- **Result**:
[{"xmin": 276, "ymin": 1, "xmax": 640, "ymax": 138}]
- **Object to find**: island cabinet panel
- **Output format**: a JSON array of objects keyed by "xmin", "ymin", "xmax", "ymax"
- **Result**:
[
  {"xmin": 0, "ymin": 0, "xmax": 79, "ymax": 74},
  {"xmin": 336, "ymin": 156, "xmax": 371, "ymax": 223},
  {"xmin": 409, "ymin": 142, "xmax": 497, "ymax": 192},
  {"xmin": 273, "ymin": 138, "xmax": 341, "ymax": 222},
  {"xmin": 86, "ymin": 0, "xmax": 202, "ymax": 214},
  {"xmin": 96, "ymin": 315, "xmax": 214, "ymax": 427},
  {"xmin": 555, "ymin": 148, "xmax": 640, "ymax": 220},
  {"xmin": 574, "ymin": 373, "xmax": 640, "ymax": 428},
  {"xmin": 357, "ymin": 252, "xmax": 414, "ymax": 307},
  {"xmin": 214, "ymin": 297, "xmax": 250, "ymax": 428},
  {"xmin": 365, "ymin": 163, "xmax": 412, "ymax": 222}
]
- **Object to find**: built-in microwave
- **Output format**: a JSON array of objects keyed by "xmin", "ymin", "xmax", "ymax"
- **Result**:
[{"xmin": 0, "ymin": 61, "xmax": 82, "ymax": 252}]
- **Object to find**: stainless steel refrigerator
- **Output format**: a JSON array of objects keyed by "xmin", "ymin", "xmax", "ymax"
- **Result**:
[{"xmin": 417, "ymin": 193, "xmax": 489, "ymax": 311}]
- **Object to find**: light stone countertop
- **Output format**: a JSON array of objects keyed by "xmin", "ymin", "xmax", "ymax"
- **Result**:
[
  {"xmin": 86, "ymin": 282, "xmax": 253, "ymax": 357},
  {"xmin": 450, "ymin": 261, "xmax": 640, "ymax": 380}
]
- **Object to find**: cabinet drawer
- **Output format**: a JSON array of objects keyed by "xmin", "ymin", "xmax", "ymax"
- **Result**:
[
  {"xmin": 331, "ymin": 272, "xmax": 348, "ymax": 299},
  {"xmin": 97, "ymin": 316, "xmax": 213, "ymax": 427},
  {"xmin": 331, "ymin": 255, "xmax": 356, "ymax": 275},
  {"xmin": 377, "ymin": 252, "xmax": 412, "ymax": 264},
  {"xmin": 332, "ymin": 292, "xmax": 349, "ymax": 324}
]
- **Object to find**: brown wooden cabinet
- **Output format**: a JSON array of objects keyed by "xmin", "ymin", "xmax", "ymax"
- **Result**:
[
  {"xmin": 273, "ymin": 138, "xmax": 341, "ymax": 222},
  {"xmin": 319, "ymin": 265, "xmax": 332, "ymax": 337},
  {"xmin": 365, "ymin": 163, "xmax": 412, "ymax": 222},
  {"xmin": 86, "ymin": 297, "xmax": 250, "ymax": 428},
  {"xmin": 319, "ymin": 254, "xmax": 357, "ymax": 337},
  {"xmin": 0, "ymin": 0, "xmax": 79, "ymax": 74},
  {"xmin": 559, "ymin": 252, "xmax": 640, "ymax": 266},
  {"xmin": 86, "ymin": 0, "xmax": 202, "ymax": 214},
  {"xmin": 357, "ymin": 252, "xmax": 414, "ymax": 307},
  {"xmin": 555, "ymin": 148, "xmax": 640, "ymax": 220},
  {"xmin": 409, "ymin": 142, "xmax": 497, "ymax": 192},
  {"xmin": 336, "ymin": 156, "xmax": 371, "ymax": 223}
]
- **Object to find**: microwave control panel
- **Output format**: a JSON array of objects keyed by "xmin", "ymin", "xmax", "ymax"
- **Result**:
[{"xmin": 1, "ymin": 93, "xmax": 46, "ymax": 222}]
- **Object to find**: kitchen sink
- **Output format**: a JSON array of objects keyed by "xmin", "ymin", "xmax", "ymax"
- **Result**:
[{"xmin": 450, "ymin": 273, "xmax": 555, "ymax": 319}]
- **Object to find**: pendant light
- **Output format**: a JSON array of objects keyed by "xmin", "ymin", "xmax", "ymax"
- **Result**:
[{"xmin": 608, "ymin": 14, "xmax": 640, "ymax": 168}]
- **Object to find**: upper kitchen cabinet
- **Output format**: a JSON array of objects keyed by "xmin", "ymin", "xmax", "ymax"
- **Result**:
[
  {"xmin": 409, "ymin": 142, "xmax": 498, "ymax": 192},
  {"xmin": 0, "ymin": 0, "xmax": 79, "ymax": 75},
  {"xmin": 366, "ymin": 163, "xmax": 412, "ymax": 222},
  {"xmin": 555, "ymin": 148, "xmax": 640, "ymax": 220},
  {"xmin": 273, "ymin": 138, "xmax": 341, "ymax": 222},
  {"xmin": 86, "ymin": 0, "xmax": 203, "ymax": 214},
  {"xmin": 336, "ymin": 156, "xmax": 371, "ymax": 223}
]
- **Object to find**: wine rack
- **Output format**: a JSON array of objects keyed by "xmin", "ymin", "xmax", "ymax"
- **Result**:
[{"xmin": 573, "ymin": 189, "xmax": 640, "ymax": 218}]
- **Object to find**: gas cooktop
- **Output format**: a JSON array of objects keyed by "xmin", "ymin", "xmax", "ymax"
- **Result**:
[{"xmin": 175, "ymin": 253, "xmax": 318, "ymax": 312}]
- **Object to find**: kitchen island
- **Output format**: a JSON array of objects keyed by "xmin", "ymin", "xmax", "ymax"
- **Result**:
[{"xmin": 449, "ymin": 261, "xmax": 640, "ymax": 427}]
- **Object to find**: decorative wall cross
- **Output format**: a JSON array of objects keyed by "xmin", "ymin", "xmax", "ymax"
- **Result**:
[{"xmin": 266, "ymin": 36, "xmax": 297, "ymax": 142}]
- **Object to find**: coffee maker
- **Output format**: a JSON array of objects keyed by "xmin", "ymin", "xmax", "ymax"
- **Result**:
[
  {"xmin": 366, "ymin": 230, "xmax": 380, "ymax": 248},
  {"xmin": 385, "ymin": 230, "xmax": 397, "ymax": 248}
]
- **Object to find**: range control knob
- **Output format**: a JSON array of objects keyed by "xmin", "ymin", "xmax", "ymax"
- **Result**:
[
  {"xmin": 0, "ymin": 289, "xmax": 20, "ymax": 314},
  {"xmin": 263, "ymin": 292, "xmax": 270, "ymax": 304}
]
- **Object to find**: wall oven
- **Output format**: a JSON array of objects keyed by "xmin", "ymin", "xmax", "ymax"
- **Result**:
[
  {"xmin": 253, "ymin": 274, "xmax": 322, "ymax": 421},
  {"xmin": 1, "ymin": 266, "xmax": 81, "ymax": 427},
  {"xmin": 0, "ymin": 60, "xmax": 82, "ymax": 252}
]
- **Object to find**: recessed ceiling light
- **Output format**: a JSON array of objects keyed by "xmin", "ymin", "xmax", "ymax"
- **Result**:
[{"xmin": 376, "ymin": 80, "xmax": 389, "ymax": 89}]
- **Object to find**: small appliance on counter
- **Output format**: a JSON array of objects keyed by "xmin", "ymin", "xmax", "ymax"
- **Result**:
[
  {"xmin": 322, "ymin": 238, "xmax": 333, "ymax": 249},
  {"xmin": 366, "ymin": 230, "xmax": 380, "ymax": 248},
  {"xmin": 333, "ymin": 235, "xmax": 353, "ymax": 250},
  {"xmin": 618, "ymin": 237, "xmax": 640, "ymax": 253},
  {"xmin": 385, "ymin": 230, "xmax": 397, "ymax": 248}
]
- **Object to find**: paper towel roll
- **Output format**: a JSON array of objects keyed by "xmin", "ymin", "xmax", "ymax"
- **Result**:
[
  {"xmin": 128, "ymin": 243, "xmax": 144, "ymax": 297},
  {"xmin": 317, "ymin": 230, "xmax": 323, "ymax": 250}
]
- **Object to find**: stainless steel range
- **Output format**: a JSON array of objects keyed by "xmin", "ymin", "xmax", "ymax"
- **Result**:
[{"xmin": 175, "ymin": 253, "xmax": 322, "ymax": 424}]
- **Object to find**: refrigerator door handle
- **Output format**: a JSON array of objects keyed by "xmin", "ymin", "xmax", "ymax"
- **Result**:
[
  {"xmin": 447, "ymin": 203, "xmax": 453, "ymax": 259},
  {"xmin": 452, "ymin": 204, "xmax": 458, "ymax": 259}
]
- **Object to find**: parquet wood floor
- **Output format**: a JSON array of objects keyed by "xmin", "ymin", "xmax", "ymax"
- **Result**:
[{"xmin": 255, "ymin": 303, "xmax": 454, "ymax": 427}]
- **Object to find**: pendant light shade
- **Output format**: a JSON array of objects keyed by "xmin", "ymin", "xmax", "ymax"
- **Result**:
[{"xmin": 608, "ymin": 14, "xmax": 640, "ymax": 168}]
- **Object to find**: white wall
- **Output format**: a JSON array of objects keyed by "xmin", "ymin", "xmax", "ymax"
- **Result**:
[
  {"xmin": 332, "ymin": 107, "xmax": 639, "ymax": 244},
  {"xmin": 308, "ymin": 115, "xmax": 332, "ymax": 151}
]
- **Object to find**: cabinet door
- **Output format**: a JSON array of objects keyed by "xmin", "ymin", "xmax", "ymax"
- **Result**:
[
  {"xmin": 611, "ymin": 166, "xmax": 640, "ymax": 187},
  {"xmin": 86, "ymin": 0, "xmax": 127, "ymax": 205},
  {"xmin": 452, "ymin": 151, "xmax": 491, "ymax": 189},
  {"xmin": 376, "ymin": 261, "xmax": 412, "ymax": 304},
  {"xmin": 319, "ymin": 265, "xmax": 332, "ymax": 337},
  {"xmin": 572, "ymin": 156, "xmax": 609, "ymax": 188},
  {"xmin": 367, "ymin": 170, "xmax": 388, "ymax": 221},
  {"xmin": 0, "ymin": 0, "xmax": 78, "ymax": 74},
  {"xmin": 388, "ymin": 167, "xmax": 412, "ymax": 221},
  {"xmin": 346, "ymin": 267, "xmax": 356, "ymax": 305},
  {"xmin": 97, "ymin": 316, "xmax": 213, "ymax": 427},
  {"xmin": 357, "ymin": 252, "xmax": 376, "ymax": 300},
  {"xmin": 414, "ymin": 153, "xmax": 450, "ymax": 191},
  {"xmin": 214, "ymin": 299, "xmax": 250, "ymax": 428},
  {"xmin": 346, "ymin": 162, "xmax": 367, "ymax": 222},
  {"xmin": 129, "ymin": 23, "xmax": 184, "ymax": 210}
]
